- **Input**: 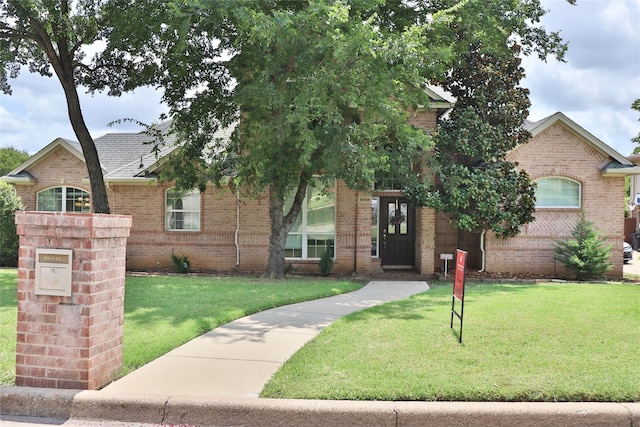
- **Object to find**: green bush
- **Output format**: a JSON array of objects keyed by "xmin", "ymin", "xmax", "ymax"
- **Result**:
[
  {"xmin": 0, "ymin": 182, "xmax": 24, "ymax": 267},
  {"xmin": 171, "ymin": 253, "xmax": 190, "ymax": 273},
  {"xmin": 318, "ymin": 248, "xmax": 334, "ymax": 276},
  {"xmin": 553, "ymin": 213, "xmax": 613, "ymax": 281}
]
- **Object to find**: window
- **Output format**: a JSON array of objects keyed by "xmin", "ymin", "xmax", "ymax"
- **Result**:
[
  {"xmin": 165, "ymin": 188, "xmax": 200, "ymax": 231},
  {"xmin": 371, "ymin": 198, "xmax": 379, "ymax": 257},
  {"xmin": 37, "ymin": 187, "xmax": 91, "ymax": 212},
  {"xmin": 285, "ymin": 178, "xmax": 335, "ymax": 259},
  {"xmin": 534, "ymin": 177, "xmax": 581, "ymax": 208}
]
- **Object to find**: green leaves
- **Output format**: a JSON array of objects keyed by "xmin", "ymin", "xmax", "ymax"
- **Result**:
[{"xmin": 408, "ymin": 41, "xmax": 536, "ymax": 239}]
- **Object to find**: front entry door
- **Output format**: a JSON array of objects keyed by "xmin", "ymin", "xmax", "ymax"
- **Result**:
[{"xmin": 380, "ymin": 197, "xmax": 415, "ymax": 266}]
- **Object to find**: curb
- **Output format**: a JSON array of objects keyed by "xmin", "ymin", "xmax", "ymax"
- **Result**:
[{"xmin": 2, "ymin": 386, "xmax": 640, "ymax": 426}]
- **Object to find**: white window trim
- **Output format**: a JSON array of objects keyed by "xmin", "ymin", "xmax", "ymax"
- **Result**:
[
  {"xmin": 165, "ymin": 188, "xmax": 201, "ymax": 232},
  {"xmin": 371, "ymin": 197, "xmax": 380, "ymax": 258},
  {"xmin": 534, "ymin": 177, "xmax": 582, "ymax": 209},
  {"xmin": 36, "ymin": 186, "xmax": 91, "ymax": 212}
]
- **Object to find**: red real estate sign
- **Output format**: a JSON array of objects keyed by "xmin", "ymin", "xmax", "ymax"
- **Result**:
[
  {"xmin": 450, "ymin": 249, "xmax": 467, "ymax": 343},
  {"xmin": 454, "ymin": 249, "xmax": 466, "ymax": 302}
]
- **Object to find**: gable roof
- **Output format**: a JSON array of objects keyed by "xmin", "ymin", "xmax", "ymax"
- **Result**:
[
  {"xmin": 2, "ymin": 120, "xmax": 238, "ymax": 185},
  {"xmin": 1, "ymin": 138, "xmax": 83, "ymax": 184},
  {"xmin": 524, "ymin": 112, "xmax": 640, "ymax": 177},
  {"xmin": 3, "ymin": 122, "xmax": 180, "ymax": 185}
]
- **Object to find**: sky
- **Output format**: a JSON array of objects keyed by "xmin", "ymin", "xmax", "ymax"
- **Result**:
[{"xmin": 0, "ymin": 0, "xmax": 639, "ymax": 158}]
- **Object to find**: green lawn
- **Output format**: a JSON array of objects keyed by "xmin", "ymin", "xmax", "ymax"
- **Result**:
[
  {"xmin": 261, "ymin": 281, "xmax": 640, "ymax": 402},
  {"xmin": 0, "ymin": 269, "xmax": 362, "ymax": 385}
]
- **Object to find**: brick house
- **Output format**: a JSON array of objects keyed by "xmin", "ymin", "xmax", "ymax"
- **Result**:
[{"xmin": 4, "ymin": 95, "xmax": 638, "ymax": 278}]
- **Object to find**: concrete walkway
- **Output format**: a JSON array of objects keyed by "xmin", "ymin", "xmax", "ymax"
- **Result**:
[{"xmin": 101, "ymin": 280, "xmax": 429, "ymax": 398}]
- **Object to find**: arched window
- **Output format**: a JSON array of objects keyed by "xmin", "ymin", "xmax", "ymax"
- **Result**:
[
  {"xmin": 534, "ymin": 177, "xmax": 581, "ymax": 208},
  {"xmin": 37, "ymin": 187, "xmax": 91, "ymax": 212},
  {"xmin": 165, "ymin": 188, "xmax": 200, "ymax": 231}
]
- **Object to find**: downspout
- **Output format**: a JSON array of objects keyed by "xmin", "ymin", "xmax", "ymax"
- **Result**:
[
  {"xmin": 235, "ymin": 191, "xmax": 240, "ymax": 267},
  {"xmin": 478, "ymin": 229, "xmax": 486, "ymax": 272},
  {"xmin": 354, "ymin": 191, "xmax": 358, "ymax": 274}
]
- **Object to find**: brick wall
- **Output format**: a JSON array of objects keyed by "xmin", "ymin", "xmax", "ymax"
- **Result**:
[
  {"xmin": 485, "ymin": 122, "xmax": 625, "ymax": 278},
  {"xmin": 15, "ymin": 212, "xmax": 131, "ymax": 389}
]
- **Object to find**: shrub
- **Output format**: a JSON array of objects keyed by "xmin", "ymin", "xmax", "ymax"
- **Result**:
[
  {"xmin": 553, "ymin": 213, "xmax": 613, "ymax": 281},
  {"xmin": 171, "ymin": 253, "xmax": 190, "ymax": 273},
  {"xmin": 319, "ymin": 248, "xmax": 334, "ymax": 276},
  {"xmin": 0, "ymin": 182, "xmax": 24, "ymax": 267}
]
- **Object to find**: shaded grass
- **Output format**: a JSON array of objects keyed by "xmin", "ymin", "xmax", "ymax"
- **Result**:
[
  {"xmin": 0, "ymin": 269, "xmax": 18, "ymax": 385},
  {"xmin": 0, "ymin": 269, "xmax": 363, "ymax": 384},
  {"xmin": 261, "ymin": 282, "xmax": 640, "ymax": 402}
]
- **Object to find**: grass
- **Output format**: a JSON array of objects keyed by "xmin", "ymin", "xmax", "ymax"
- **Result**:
[
  {"xmin": 0, "ymin": 269, "xmax": 363, "ymax": 385},
  {"xmin": 0, "ymin": 269, "xmax": 17, "ymax": 385},
  {"xmin": 261, "ymin": 281, "xmax": 640, "ymax": 402}
]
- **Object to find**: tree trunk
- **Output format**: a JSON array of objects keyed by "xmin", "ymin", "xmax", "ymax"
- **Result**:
[
  {"xmin": 34, "ymin": 4, "xmax": 111, "ymax": 215},
  {"xmin": 61, "ymin": 81, "xmax": 111, "ymax": 214},
  {"xmin": 262, "ymin": 178, "xmax": 309, "ymax": 279},
  {"xmin": 263, "ymin": 191, "xmax": 288, "ymax": 279},
  {"xmin": 52, "ymin": 57, "xmax": 111, "ymax": 214}
]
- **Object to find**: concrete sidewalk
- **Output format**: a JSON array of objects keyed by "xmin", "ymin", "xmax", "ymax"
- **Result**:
[{"xmin": 101, "ymin": 280, "xmax": 429, "ymax": 398}]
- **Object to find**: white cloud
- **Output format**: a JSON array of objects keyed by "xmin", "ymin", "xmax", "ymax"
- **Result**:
[
  {"xmin": 523, "ymin": 0, "xmax": 640, "ymax": 155},
  {"xmin": 0, "ymin": 72, "xmax": 168, "ymax": 154}
]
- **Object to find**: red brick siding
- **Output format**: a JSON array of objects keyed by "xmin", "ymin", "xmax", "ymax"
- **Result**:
[
  {"xmin": 15, "ymin": 212, "xmax": 131, "ymax": 389},
  {"xmin": 485, "ymin": 123, "xmax": 625, "ymax": 278}
]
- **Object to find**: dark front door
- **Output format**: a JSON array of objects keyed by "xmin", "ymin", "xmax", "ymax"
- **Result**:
[{"xmin": 380, "ymin": 197, "xmax": 415, "ymax": 266}]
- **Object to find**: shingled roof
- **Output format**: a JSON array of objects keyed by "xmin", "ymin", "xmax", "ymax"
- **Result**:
[{"xmin": 2, "ymin": 121, "xmax": 235, "ymax": 184}]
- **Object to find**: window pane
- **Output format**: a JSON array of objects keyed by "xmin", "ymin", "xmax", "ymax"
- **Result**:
[
  {"xmin": 307, "ymin": 237, "xmax": 334, "ymax": 259},
  {"xmin": 535, "ymin": 178, "xmax": 580, "ymax": 208},
  {"xmin": 371, "ymin": 198, "xmax": 379, "ymax": 257},
  {"xmin": 399, "ymin": 202, "xmax": 408, "ymax": 235},
  {"xmin": 67, "ymin": 188, "xmax": 91, "ymax": 212},
  {"xmin": 37, "ymin": 188, "xmax": 62, "ymax": 211},
  {"xmin": 166, "ymin": 188, "xmax": 200, "ymax": 231},
  {"xmin": 284, "ymin": 177, "xmax": 336, "ymax": 259},
  {"xmin": 387, "ymin": 202, "xmax": 396, "ymax": 235},
  {"xmin": 37, "ymin": 187, "xmax": 90, "ymax": 212},
  {"xmin": 307, "ymin": 186, "xmax": 335, "ymax": 234},
  {"xmin": 285, "ymin": 234, "xmax": 303, "ymax": 258}
]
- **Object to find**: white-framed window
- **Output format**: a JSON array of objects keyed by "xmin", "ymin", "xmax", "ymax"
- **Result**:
[
  {"xmin": 285, "ymin": 178, "xmax": 336, "ymax": 259},
  {"xmin": 371, "ymin": 197, "xmax": 379, "ymax": 257},
  {"xmin": 165, "ymin": 188, "xmax": 200, "ymax": 231},
  {"xmin": 534, "ymin": 177, "xmax": 581, "ymax": 208},
  {"xmin": 37, "ymin": 187, "xmax": 91, "ymax": 212}
]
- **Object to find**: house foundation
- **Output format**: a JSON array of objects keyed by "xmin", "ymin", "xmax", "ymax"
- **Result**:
[{"xmin": 15, "ymin": 212, "xmax": 132, "ymax": 389}]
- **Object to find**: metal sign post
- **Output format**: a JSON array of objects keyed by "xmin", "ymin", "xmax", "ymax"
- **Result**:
[
  {"xmin": 450, "ymin": 249, "xmax": 467, "ymax": 343},
  {"xmin": 440, "ymin": 253, "xmax": 453, "ymax": 278}
]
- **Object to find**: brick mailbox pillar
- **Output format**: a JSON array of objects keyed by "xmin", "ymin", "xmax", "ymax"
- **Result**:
[{"xmin": 15, "ymin": 212, "xmax": 132, "ymax": 390}]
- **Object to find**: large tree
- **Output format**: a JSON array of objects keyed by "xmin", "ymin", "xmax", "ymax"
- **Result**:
[
  {"xmin": 97, "ymin": 0, "xmax": 453, "ymax": 278},
  {"xmin": 405, "ymin": 44, "xmax": 537, "ymax": 248},
  {"xmin": 405, "ymin": 0, "xmax": 573, "ymax": 258},
  {"xmin": 95, "ymin": 0, "xmax": 572, "ymax": 278},
  {"xmin": 1, "ymin": 0, "xmax": 113, "ymax": 213}
]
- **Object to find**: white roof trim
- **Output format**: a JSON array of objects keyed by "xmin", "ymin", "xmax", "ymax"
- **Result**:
[
  {"xmin": 0, "ymin": 175, "xmax": 35, "ymax": 185},
  {"xmin": 528, "ymin": 112, "xmax": 634, "ymax": 167},
  {"xmin": 5, "ymin": 138, "xmax": 88, "ymax": 176},
  {"xmin": 601, "ymin": 166, "xmax": 640, "ymax": 177}
]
